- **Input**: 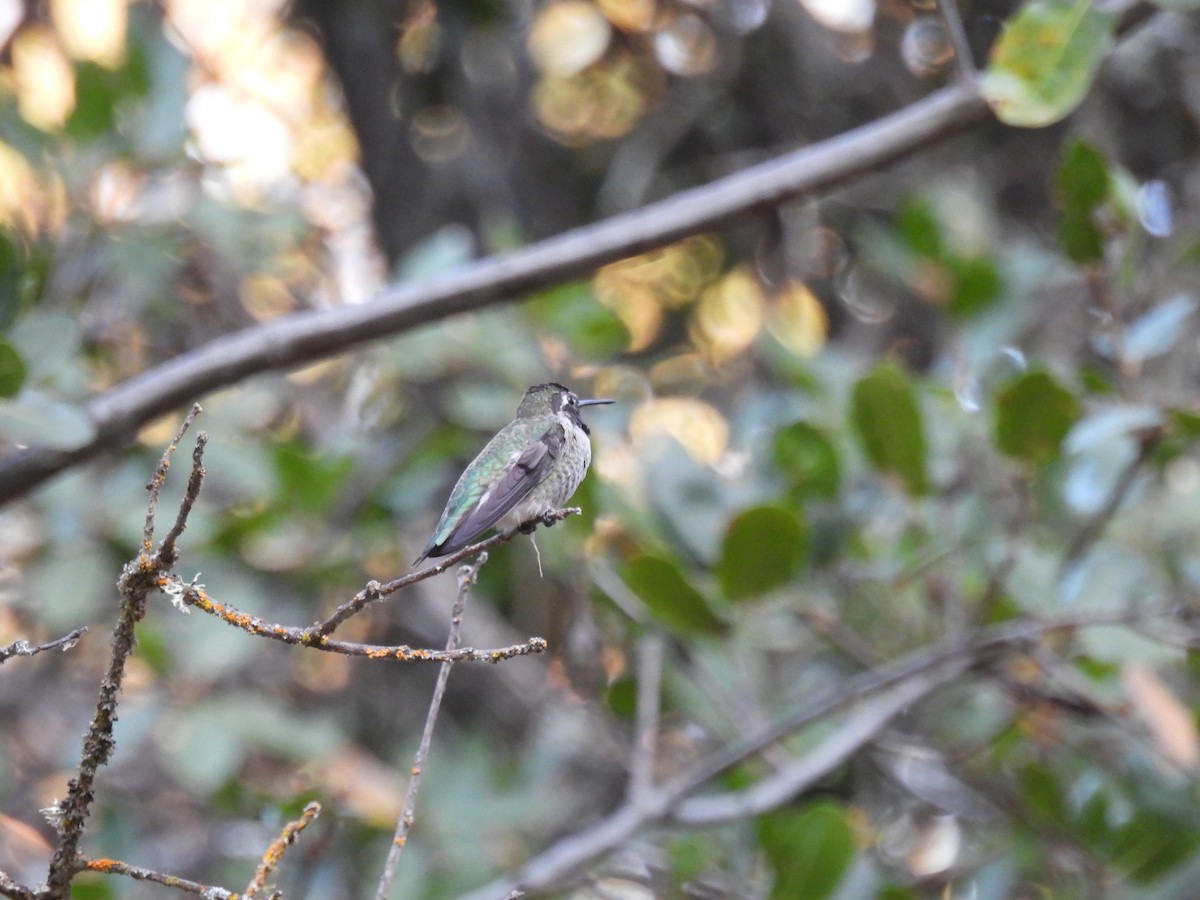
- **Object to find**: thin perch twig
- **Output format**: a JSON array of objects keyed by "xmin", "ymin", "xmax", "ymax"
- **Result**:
[
  {"xmin": 80, "ymin": 858, "xmax": 234, "ymax": 899},
  {"xmin": 375, "ymin": 555, "xmax": 488, "ymax": 900},
  {"xmin": 172, "ymin": 577, "xmax": 547, "ymax": 662},
  {"xmin": 308, "ymin": 507, "xmax": 580, "ymax": 640}
]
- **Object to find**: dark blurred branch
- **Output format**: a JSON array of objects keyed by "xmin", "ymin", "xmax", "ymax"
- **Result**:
[
  {"xmin": 375, "ymin": 556, "xmax": 486, "ymax": 900},
  {"xmin": 42, "ymin": 411, "xmax": 205, "ymax": 898},
  {"xmin": 0, "ymin": 82, "xmax": 989, "ymax": 507},
  {"xmin": 460, "ymin": 609, "xmax": 1141, "ymax": 899},
  {"xmin": 0, "ymin": 626, "xmax": 87, "ymax": 666},
  {"xmin": 244, "ymin": 801, "xmax": 322, "ymax": 898}
]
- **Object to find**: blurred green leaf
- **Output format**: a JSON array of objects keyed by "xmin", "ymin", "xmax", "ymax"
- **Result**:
[
  {"xmin": 0, "ymin": 392, "xmax": 96, "ymax": 450},
  {"xmin": 1058, "ymin": 139, "xmax": 1110, "ymax": 210},
  {"xmin": 994, "ymin": 370, "xmax": 1080, "ymax": 463},
  {"xmin": 1076, "ymin": 788, "xmax": 1110, "ymax": 846},
  {"xmin": 982, "ymin": 0, "xmax": 1117, "ymax": 128},
  {"xmin": 1074, "ymin": 655, "xmax": 1119, "ymax": 681},
  {"xmin": 1059, "ymin": 205, "xmax": 1105, "ymax": 264},
  {"xmin": 716, "ymin": 505, "xmax": 808, "ymax": 600},
  {"xmin": 1169, "ymin": 410, "xmax": 1200, "ymax": 438},
  {"xmin": 0, "ymin": 232, "xmax": 21, "ymax": 327},
  {"xmin": 758, "ymin": 801, "xmax": 855, "ymax": 900},
  {"xmin": 605, "ymin": 677, "xmax": 636, "ymax": 719},
  {"xmin": 622, "ymin": 554, "xmax": 723, "ymax": 635},
  {"xmin": 1108, "ymin": 811, "xmax": 1200, "ymax": 884},
  {"xmin": 773, "ymin": 421, "xmax": 840, "ymax": 498},
  {"xmin": 896, "ymin": 198, "xmax": 942, "ymax": 258},
  {"xmin": 947, "ymin": 255, "xmax": 1004, "ymax": 317},
  {"xmin": 851, "ymin": 362, "xmax": 928, "ymax": 494},
  {"xmin": 66, "ymin": 50, "xmax": 152, "ymax": 141},
  {"xmin": 273, "ymin": 443, "xmax": 354, "ymax": 513},
  {"xmin": 1056, "ymin": 139, "xmax": 1110, "ymax": 263},
  {"xmin": 0, "ymin": 339, "xmax": 26, "ymax": 397},
  {"xmin": 1017, "ymin": 763, "xmax": 1067, "ymax": 826},
  {"xmin": 526, "ymin": 281, "xmax": 629, "ymax": 360},
  {"xmin": 669, "ymin": 835, "xmax": 711, "ymax": 885},
  {"xmin": 67, "ymin": 879, "xmax": 114, "ymax": 900}
]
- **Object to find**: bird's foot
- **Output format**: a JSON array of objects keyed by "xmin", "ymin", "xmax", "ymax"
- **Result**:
[{"xmin": 519, "ymin": 513, "xmax": 560, "ymax": 534}]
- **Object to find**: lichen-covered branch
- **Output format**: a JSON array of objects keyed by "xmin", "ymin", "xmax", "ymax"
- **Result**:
[
  {"xmin": 40, "ymin": 411, "xmax": 206, "ymax": 898},
  {"xmin": 79, "ymin": 858, "xmax": 235, "ymax": 899},
  {"xmin": 307, "ymin": 507, "xmax": 579, "ymax": 639},
  {"xmin": 244, "ymin": 802, "xmax": 321, "ymax": 898},
  {"xmin": 174, "ymin": 577, "xmax": 547, "ymax": 662}
]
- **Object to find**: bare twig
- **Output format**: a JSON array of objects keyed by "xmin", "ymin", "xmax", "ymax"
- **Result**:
[
  {"xmin": 80, "ymin": 858, "xmax": 234, "ymax": 899},
  {"xmin": 244, "ymin": 802, "xmax": 321, "ymax": 898},
  {"xmin": 0, "ymin": 83, "xmax": 990, "ymax": 509},
  {"xmin": 141, "ymin": 404, "xmax": 202, "ymax": 555},
  {"xmin": 375, "ymin": 555, "xmax": 487, "ymax": 900},
  {"xmin": 0, "ymin": 626, "xmax": 87, "ymax": 666},
  {"xmin": 158, "ymin": 429, "xmax": 208, "ymax": 565},
  {"xmin": 458, "ymin": 608, "xmax": 1143, "ymax": 899},
  {"xmin": 41, "ymin": 410, "xmax": 205, "ymax": 898}
]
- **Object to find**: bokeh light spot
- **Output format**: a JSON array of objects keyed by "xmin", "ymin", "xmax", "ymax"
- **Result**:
[
  {"xmin": 410, "ymin": 104, "xmax": 471, "ymax": 163},
  {"xmin": 654, "ymin": 13, "xmax": 718, "ymax": 77},
  {"xmin": 631, "ymin": 396, "xmax": 730, "ymax": 464},
  {"xmin": 768, "ymin": 281, "xmax": 829, "ymax": 356},
  {"xmin": 12, "ymin": 26, "xmax": 76, "ymax": 131},
  {"xmin": 51, "ymin": 0, "xmax": 128, "ymax": 67},
  {"xmin": 690, "ymin": 266, "xmax": 765, "ymax": 362},
  {"xmin": 527, "ymin": 1, "xmax": 613, "ymax": 77}
]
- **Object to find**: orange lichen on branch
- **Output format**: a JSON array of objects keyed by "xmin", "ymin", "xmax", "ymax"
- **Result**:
[
  {"xmin": 244, "ymin": 802, "xmax": 320, "ymax": 898},
  {"xmin": 81, "ymin": 857, "xmax": 239, "ymax": 898},
  {"xmin": 169, "ymin": 573, "xmax": 549, "ymax": 663}
]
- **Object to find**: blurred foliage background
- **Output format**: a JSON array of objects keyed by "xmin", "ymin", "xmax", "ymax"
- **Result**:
[{"xmin": 2, "ymin": 0, "xmax": 1200, "ymax": 897}]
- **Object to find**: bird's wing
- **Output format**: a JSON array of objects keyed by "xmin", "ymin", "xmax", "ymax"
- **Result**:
[{"xmin": 417, "ymin": 423, "xmax": 565, "ymax": 562}]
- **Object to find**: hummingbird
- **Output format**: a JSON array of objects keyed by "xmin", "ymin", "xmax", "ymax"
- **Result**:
[{"xmin": 413, "ymin": 383, "xmax": 614, "ymax": 565}]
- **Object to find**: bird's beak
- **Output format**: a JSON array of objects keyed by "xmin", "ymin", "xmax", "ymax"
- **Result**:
[{"xmin": 578, "ymin": 398, "xmax": 615, "ymax": 408}]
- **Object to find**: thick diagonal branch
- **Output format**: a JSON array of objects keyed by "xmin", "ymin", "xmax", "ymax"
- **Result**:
[{"xmin": 0, "ymin": 82, "xmax": 989, "ymax": 508}]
